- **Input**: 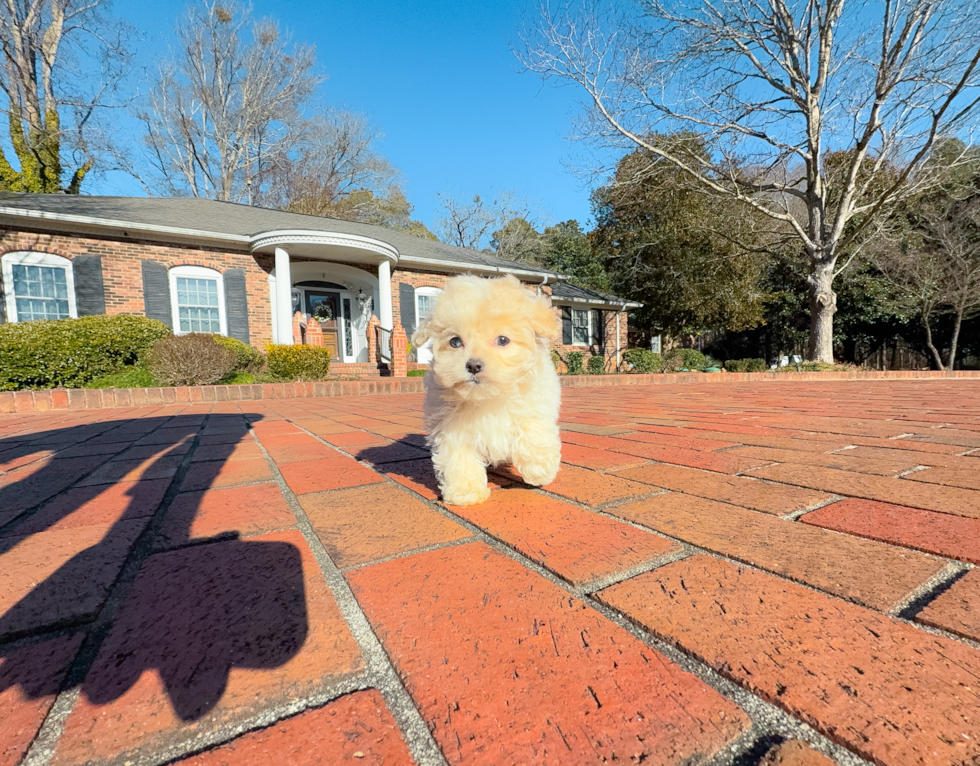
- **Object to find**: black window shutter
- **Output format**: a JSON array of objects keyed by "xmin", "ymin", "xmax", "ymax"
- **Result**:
[
  {"xmin": 399, "ymin": 283, "xmax": 416, "ymax": 335},
  {"xmin": 592, "ymin": 309, "xmax": 604, "ymax": 350},
  {"xmin": 561, "ymin": 306, "xmax": 572, "ymax": 344},
  {"xmin": 223, "ymin": 268, "xmax": 250, "ymax": 343},
  {"xmin": 72, "ymin": 255, "xmax": 106, "ymax": 316},
  {"xmin": 0, "ymin": 268, "xmax": 6, "ymax": 323},
  {"xmin": 141, "ymin": 260, "xmax": 172, "ymax": 328}
]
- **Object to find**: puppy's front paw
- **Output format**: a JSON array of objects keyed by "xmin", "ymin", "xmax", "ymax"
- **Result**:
[
  {"xmin": 513, "ymin": 445, "xmax": 561, "ymax": 487},
  {"xmin": 441, "ymin": 482, "xmax": 492, "ymax": 506}
]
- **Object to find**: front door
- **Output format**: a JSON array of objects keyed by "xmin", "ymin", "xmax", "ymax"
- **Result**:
[{"xmin": 305, "ymin": 291, "xmax": 341, "ymax": 359}]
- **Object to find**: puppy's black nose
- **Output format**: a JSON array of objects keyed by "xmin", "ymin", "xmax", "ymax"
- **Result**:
[{"xmin": 466, "ymin": 359, "xmax": 484, "ymax": 375}]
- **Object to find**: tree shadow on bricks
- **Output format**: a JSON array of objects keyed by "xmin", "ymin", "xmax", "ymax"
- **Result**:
[{"xmin": 0, "ymin": 413, "xmax": 308, "ymax": 724}]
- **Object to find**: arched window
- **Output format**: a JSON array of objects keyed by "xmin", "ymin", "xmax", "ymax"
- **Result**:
[
  {"xmin": 415, "ymin": 286, "xmax": 442, "ymax": 322},
  {"xmin": 1, "ymin": 251, "xmax": 76, "ymax": 322},
  {"xmin": 169, "ymin": 265, "xmax": 227, "ymax": 335},
  {"xmin": 414, "ymin": 286, "xmax": 442, "ymax": 364}
]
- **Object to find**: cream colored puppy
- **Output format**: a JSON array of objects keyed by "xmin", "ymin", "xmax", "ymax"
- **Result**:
[{"xmin": 412, "ymin": 274, "xmax": 562, "ymax": 506}]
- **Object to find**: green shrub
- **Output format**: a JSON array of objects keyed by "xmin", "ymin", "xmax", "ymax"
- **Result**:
[
  {"xmin": 586, "ymin": 354, "xmax": 606, "ymax": 375},
  {"xmin": 147, "ymin": 334, "xmax": 237, "ymax": 386},
  {"xmin": 664, "ymin": 348, "xmax": 708, "ymax": 372},
  {"xmin": 725, "ymin": 358, "xmax": 768, "ymax": 373},
  {"xmin": 265, "ymin": 344, "xmax": 332, "ymax": 380},
  {"xmin": 565, "ymin": 351, "xmax": 584, "ymax": 375},
  {"xmin": 0, "ymin": 314, "xmax": 172, "ymax": 391},
  {"xmin": 212, "ymin": 335, "xmax": 266, "ymax": 372},
  {"xmin": 407, "ymin": 369, "xmax": 426, "ymax": 377},
  {"xmin": 622, "ymin": 348, "xmax": 662, "ymax": 373},
  {"xmin": 85, "ymin": 365, "xmax": 160, "ymax": 389},
  {"xmin": 221, "ymin": 371, "xmax": 256, "ymax": 384},
  {"xmin": 550, "ymin": 350, "xmax": 564, "ymax": 369},
  {"xmin": 774, "ymin": 361, "xmax": 846, "ymax": 373}
]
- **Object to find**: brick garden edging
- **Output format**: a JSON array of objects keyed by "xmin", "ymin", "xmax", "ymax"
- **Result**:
[{"xmin": 2, "ymin": 369, "xmax": 978, "ymax": 414}]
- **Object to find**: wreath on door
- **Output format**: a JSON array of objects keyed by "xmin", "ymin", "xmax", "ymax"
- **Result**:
[{"xmin": 313, "ymin": 302, "xmax": 333, "ymax": 321}]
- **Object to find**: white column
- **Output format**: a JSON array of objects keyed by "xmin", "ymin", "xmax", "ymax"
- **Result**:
[
  {"xmin": 274, "ymin": 247, "xmax": 293, "ymax": 345},
  {"xmin": 378, "ymin": 259, "xmax": 393, "ymax": 329}
]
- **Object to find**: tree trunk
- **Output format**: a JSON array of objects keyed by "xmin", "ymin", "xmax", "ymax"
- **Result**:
[
  {"xmin": 922, "ymin": 315, "xmax": 946, "ymax": 371},
  {"xmin": 807, "ymin": 262, "xmax": 836, "ymax": 363},
  {"xmin": 947, "ymin": 303, "xmax": 965, "ymax": 371}
]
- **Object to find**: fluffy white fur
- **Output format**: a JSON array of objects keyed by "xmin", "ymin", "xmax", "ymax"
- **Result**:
[{"xmin": 412, "ymin": 274, "xmax": 562, "ymax": 506}]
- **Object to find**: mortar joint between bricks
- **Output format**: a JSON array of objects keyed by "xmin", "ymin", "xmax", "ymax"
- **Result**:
[
  {"xmin": 894, "ymin": 465, "xmax": 929, "ymax": 478},
  {"xmin": 781, "ymin": 495, "xmax": 842, "ymax": 521},
  {"xmin": 889, "ymin": 560, "xmax": 973, "ymax": 621}
]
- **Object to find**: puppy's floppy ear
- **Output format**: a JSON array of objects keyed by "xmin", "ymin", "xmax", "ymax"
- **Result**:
[
  {"xmin": 412, "ymin": 318, "xmax": 432, "ymax": 348},
  {"xmin": 528, "ymin": 292, "xmax": 562, "ymax": 344}
]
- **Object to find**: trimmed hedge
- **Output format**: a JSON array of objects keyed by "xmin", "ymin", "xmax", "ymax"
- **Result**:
[
  {"xmin": 622, "ymin": 348, "xmax": 662, "ymax": 373},
  {"xmin": 213, "ymin": 335, "xmax": 266, "ymax": 372},
  {"xmin": 665, "ymin": 348, "xmax": 708, "ymax": 372},
  {"xmin": 587, "ymin": 354, "xmax": 606, "ymax": 375},
  {"xmin": 0, "ymin": 314, "xmax": 172, "ymax": 391},
  {"xmin": 725, "ymin": 357, "xmax": 768, "ymax": 373},
  {"xmin": 266, "ymin": 344, "xmax": 332, "ymax": 380}
]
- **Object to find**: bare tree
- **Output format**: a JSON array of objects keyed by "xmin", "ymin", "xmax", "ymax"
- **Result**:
[
  {"xmin": 874, "ymin": 196, "xmax": 980, "ymax": 369},
  {"xmin": 263, "ymin": 109, "xmax": 399, "ymax": 210},
  {"xmin": 490, "ymin": 216, "xmax": 549, "ymax": 264},
  {"xmin": 137, "ymin": 0, "xmax": 320, "ymax": 202},
  {"xmin": 0, "ymin": 0, "xmax": 130, "ymax": 193},
  {"xmin": 436, "ymin": 190, "xmax": 533, "ymax": 250},
  {"xmin": 524, "ymin": 0, "xmax": 980, "ymax": 362}
]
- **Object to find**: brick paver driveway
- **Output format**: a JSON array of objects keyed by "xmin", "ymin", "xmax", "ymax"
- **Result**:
[{"xmin": 1, "ymin": 380, "xmax": 979, "ymax": 766}]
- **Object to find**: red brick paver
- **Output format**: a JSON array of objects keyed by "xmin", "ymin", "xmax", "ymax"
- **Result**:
[
  {"xmin": 0, "ymin": 634, "xmax": 83, "ymax": 766},
  {"xmin": 598, "ymin": 555, "xmax": 980, "ymax": 766},
  {"xmin": 156, "ymin": 482, "xmax": 296, "ymax": 547},
  {"xmin": 277, "ymin": 456, "xmax": 385, "ymax": 495},
  {"xmin": 802, "ymin": 497, "xmax": 980, "ymax": 564},
  {"xmin": 2, "ymin": 379, "xmax": 980, "ymax": 766},
  {"xmin": 607, "ymin": 493, "xmax": 944, "ymax": 611},
  {"xmin": 448, "ymin": 489, "xmax": 681, "ymax": 587},
  {"xmin": 53, "ymin": 530, "xmax": 363, "ymax": 766},
  {"xmin": 915, "ymin": 569, "xmax": 980, "ymax": 641},
  {"xmin": 613, "ymin": 462, "xmax": 832, "ymax": 515},
  {"xmin": 302, "ymin": 484, "xmax": 470, "ymax": 568},
  {"xmin": 347, "ymin": 543, "xmax": 749, "ymax": 765},
  {"xmin": 171, "ymin": 690, "xmax": 415, "ymax": 766}
]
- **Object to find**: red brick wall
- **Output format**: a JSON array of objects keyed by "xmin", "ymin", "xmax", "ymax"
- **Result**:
[
  {"xmin": 0, "ymin": 228, "xmax": 274, "ymax": 346},
  {"xmin": 551, "ymin": 306, "xmax": 630, "ymax": 372}
]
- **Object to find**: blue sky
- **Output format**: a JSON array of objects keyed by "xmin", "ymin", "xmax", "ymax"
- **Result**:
[{"xmin": 98, "ymin": 0, "xmax": 607, "ymax": 233}]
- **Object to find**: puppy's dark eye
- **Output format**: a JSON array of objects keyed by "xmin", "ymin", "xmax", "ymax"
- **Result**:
[
  {"xmin": 449, "ymin": 336, "xmax": 463, "ymax": 348},
  {"xmin": 495, "ymin": 336, "xmax": 510, "ymax": 347}
]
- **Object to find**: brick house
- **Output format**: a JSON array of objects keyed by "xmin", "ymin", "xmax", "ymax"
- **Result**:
[{"xmin": 0, "ymin": 194, "xmax": 638, "ymax": 375}]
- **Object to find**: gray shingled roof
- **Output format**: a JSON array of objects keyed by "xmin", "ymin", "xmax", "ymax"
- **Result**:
[
  {"xmin": 0, "ymin": 193, "xmax": 561, "ymax": 277},
  {"xmin": 551, "ymin": 281, "xmax": 639, "ymax": 307}
]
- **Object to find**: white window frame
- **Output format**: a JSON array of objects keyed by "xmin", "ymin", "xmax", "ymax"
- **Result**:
[
  {"xmin": 415, "ymin": 286, "xmax": 442, "ymax": 322},
  {"xmin": 571, "ymin": 307, "xmax": 591, "ymax": 346},
  {"xmin": 169, "ymin": 265, "xmax": 227, "ymax": 336},
  {"xmin": 414, "ymin": 287, "xmax": 442, "ymax": 364},
  {"xmin": 1, "ymin": 251, "xmax": 77, "ymax": 322}
]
